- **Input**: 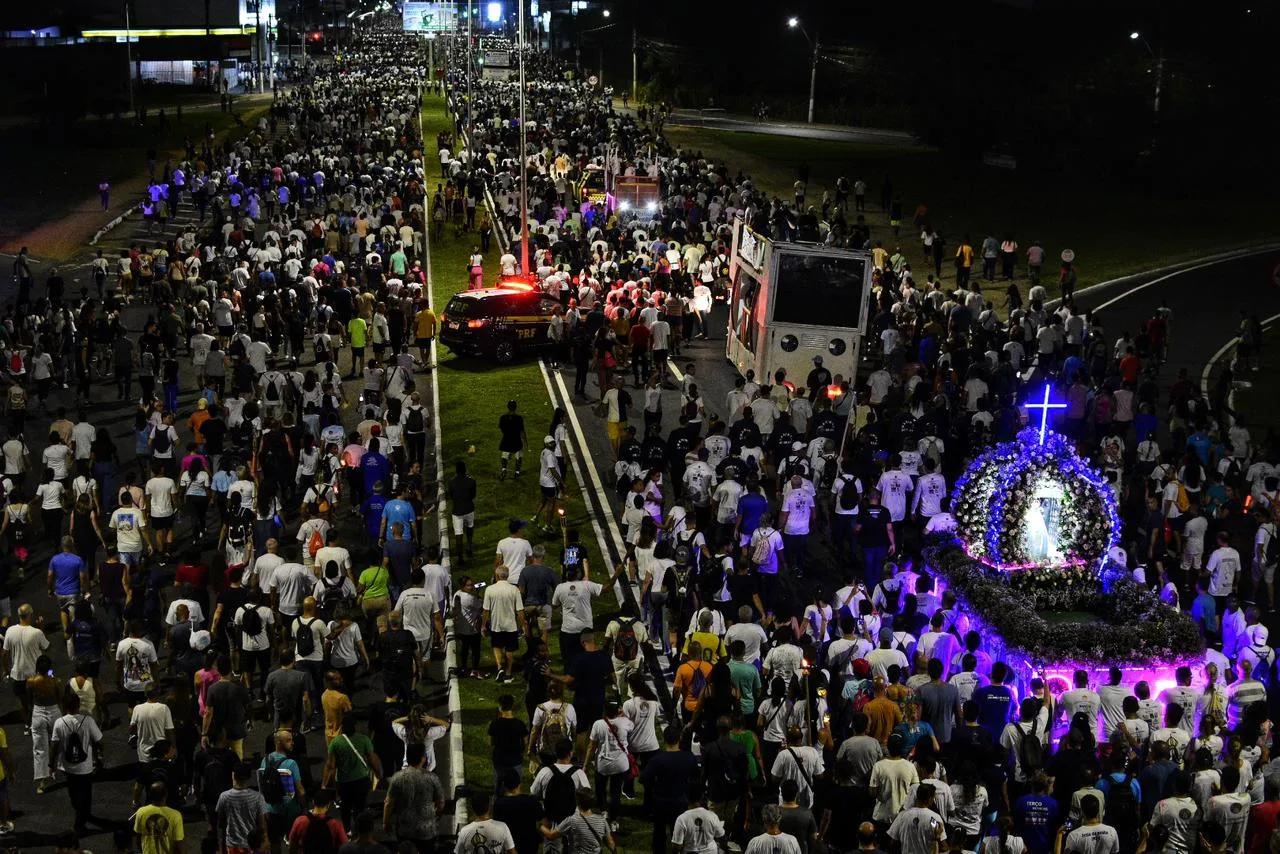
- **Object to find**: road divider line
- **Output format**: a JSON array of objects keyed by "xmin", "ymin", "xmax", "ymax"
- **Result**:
[
  {"xmin": 419, "ymin": 94, "xmax": 466, "ymax": 832},
  {"xmin": 550, "ymin": 367, "xmax": 629, "ymax": 557},
  {"xmin": 538, "ymin": 361, "xmax": 624, "ymax": 571}
]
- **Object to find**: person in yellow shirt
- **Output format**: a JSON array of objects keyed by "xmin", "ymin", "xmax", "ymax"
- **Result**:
[
  {"xmin": 346, "ymin": 316, "xmax": 368, "ymax": 379},
  {"xmin": 682, "ymin": 610, "xmax": 727, "ymax": 664},
  {"xmin": 955, "ymin": 234, "xmax": 975, "ymax": 288},
  {"xmin": 415, "ymin": 303, "xmax": 437, "ymax": 369},
  {"xmin": 321, "ymin": 671, "xmax": 353, "ymax": 745},
  {"xmin": 133, "ymin": 781, "xmax": 185, "ymax": 854}
]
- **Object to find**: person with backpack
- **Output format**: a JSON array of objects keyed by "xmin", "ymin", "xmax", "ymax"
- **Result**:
[
  {"xmin": 234, "ymin": 588, "xmax": 275, "ymax": 699},
  {"xmin": 748, "ymin": 512, "xmax": 785, "ymax": 613},
  {"xmin": 999, "ymin": 697, "xmax": 1049, "ymax": 798},
  {"xmin": 530, "ymin": 736, "xmax": 592, "ymax": 826},
  {"xmin": 286, "ymin": 787, "xmax": 348, "ymax": 854},
  {"xmin": 674, "ymin": 640, "xmax": 714, "ymax": 724},
  {"xmin": 50, "ymin": 690, "xmax": 103, "ymax": 834},
  {"xmin": 530, "ymin": 681, "xmax": 579, "ymax": 767},
  {"xmin": 260, "ymin": 729, "xmax": 306, "ymax": 854},
  {"xmin": 604, "ymin": 602, "xmax": 649, "ymax": 698}
]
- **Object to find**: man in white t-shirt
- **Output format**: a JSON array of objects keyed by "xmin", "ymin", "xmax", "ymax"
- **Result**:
[
  {"xmin": 109, "ymin": 494, "xmax": 150, "ymax": 564},
  {"xmin": 495, "ymin": 521, "xmax": 534, "ymax": 586},
  {"xmin": 2, "ymin": 604, "xmax": 49, "ymax": 723},
  {"xmin": 552, "ymin": 576, "xmax": 604, "ymax": 669},
  {"xmin": 876, "ymin": 463, "xmax": 913, "ymax": 522},
  {"xmin": 394, "ymin": 568, "xmax": 445, "ymax": 658},
  {"xmin": 143, "ymin": 465, "xmax": 179, "ymax": 554},
  {"xmin": 779, "ymin": 475, "xmax": 816, "ymax": 575},
  {"xmin": 1061, "ymin": 670, "xmax": 1103, "ymax": 740},
  {"xmin": 889, "ymin": 784, "xmax": 947, "ymax": 854},
  {"xmin": 1205, "ymin": 531, "xmax": 1241, "ymax": 607}
]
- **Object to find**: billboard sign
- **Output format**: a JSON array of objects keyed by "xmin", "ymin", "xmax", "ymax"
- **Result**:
[{"xmin": 403, "ymin": 1, "xmax": 457, "ymax": 33}]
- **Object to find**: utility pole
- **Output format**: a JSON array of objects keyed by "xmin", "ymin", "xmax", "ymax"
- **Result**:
[
  {"xmin": 466, "ymin": 0, "xmax": 473, "ymax": 142},
  {"xmin": 518, "ymin": 0, "xmax": 529, "ymax": 277},
  {"xmin": 807, "ymin": 38, "xmax": 819, "ymax": 124},
  {"xmin": 631, "ymin": 21, "xmax": 637, "ymax": 104},
  {"xmin": 125, "ymin": 0, "xmax": 135, "ymax": 115},
  {"xmin": 254, "ymin": 0, "xmax": 262, "ymax": 92}
]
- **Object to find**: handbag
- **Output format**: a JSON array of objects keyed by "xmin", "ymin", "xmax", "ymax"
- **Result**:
[
  {"xmin": 605, "ymin": 720, "xmax": 640, "ymax": 780},
  {"xmin": 603, "ymin": 350, "xmax": 617, "ymax": 369}
]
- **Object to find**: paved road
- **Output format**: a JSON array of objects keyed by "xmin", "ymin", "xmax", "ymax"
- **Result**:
[
  {"xmin": 634, "ymin": 107, "xmax": 920, "ymax": 147},
  {"xmin": 0, "ymin": 288, "xmax": 451, "ymax": 854},
  {"xmin": 1069, "ymin": 250, "xmax": 1280, "ymax": 404}
]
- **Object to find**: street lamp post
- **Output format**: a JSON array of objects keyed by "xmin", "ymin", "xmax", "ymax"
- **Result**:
[
  {"xmin": 518, "ymin": 0, "xmax": 529, "ymax": 276},
  {"xmin": 1130, "ymin": 30, "xmax": 1164, "ymax": 150},
  {"xmin": 788, "ymin": 16, "xmax": 819, "ymax": 124}
]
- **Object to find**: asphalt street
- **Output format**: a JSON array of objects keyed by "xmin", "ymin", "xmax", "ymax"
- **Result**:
[
  {"xmin": 659, "ymin": 109, "xmax": 921, "ymax": 146},
  {"xmin": 0, "ymin": 277, "xmax": 452, "ymax": 853}
]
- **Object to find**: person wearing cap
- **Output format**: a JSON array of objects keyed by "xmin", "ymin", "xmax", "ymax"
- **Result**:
[
  {"xmin": 535, "ymin": 435, "xmax": 564, "ymax": 533},
  {"xmin": 1238, "ymin": 624, "xmax": 1275, "ymax": 676}
]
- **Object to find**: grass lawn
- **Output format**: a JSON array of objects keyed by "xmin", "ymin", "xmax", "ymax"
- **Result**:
[
  {"xmin": 420, "ymin": 96, "xmax": 655, "ymax": 831},
  {"xmin": 664, "ymin": 126, "xmax": 1280, "ymax": 296},
  {"xmin": 0, "ymin": 101, "xmax": 268, "ymax": 254},
  {"xmin": 1227, "ymin": 326, "xmax": 1280, "ymax": 433}
]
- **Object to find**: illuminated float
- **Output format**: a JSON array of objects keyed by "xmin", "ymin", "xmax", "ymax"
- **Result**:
[{"xmin": 927, "ymin": 386, "xmax": 1204, "ymax": 711}]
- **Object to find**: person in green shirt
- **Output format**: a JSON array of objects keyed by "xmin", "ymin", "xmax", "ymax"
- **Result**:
[
  {"xmin": 357, "ymin": 562, "xmax": 393, "ymax": 624},
  {"xmin": 727, "ymin": 639, "xmax": 762, "ymax": 717},
  {"xmin": 347, "ymin": 316, "xmax": 368, "ymax": 378},
  {"xmin": 730, "ymin": 714, "xmax": 764, "ymax": 784},
  {"xmin": 322, "ymin": 713, "xmax": 383, "ymax": 831}
]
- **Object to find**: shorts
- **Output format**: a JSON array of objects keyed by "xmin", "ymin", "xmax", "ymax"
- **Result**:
[
  {"xmin": 491, "ymin": 631, "xmax": 520, "ymax": 652},
  {"xmin": 541, "ymin": 485, "xmax": 558, "ymax": 499},
  {"xmin": 452, "ymin": 512, "xmax": 475, "ymax": 535},
  {"xmin": 352, "ymin": 345, "xmax": 365, "ymax": 356},
  {"xmin": 218, "ymin": 325, "xmax": 233, "ymax": 339},
  {"xmin": 1181, "ymin": 549, "xmax": 1203, "ymax": 571},
  {"xmin": 415, "ymin": 337, "xmax": 433, "ymax": 348},
  {"xmin": 123, "ymin": 688, "xmax": 146, "ymax": 708},
  {"xmin": 500, "ymin": 447, "xmax": 523, "ymax": 459},
  {"xmin": 119, "ymin": 550, "xmax": 143, "ymax": 567},
  {"xmin": 1256, "ymin": 560, "xmax": 1277, "ymax": 585},
  {"xmin": 151, "ymin": 513, "xmax": 174, "ymax": 531}
]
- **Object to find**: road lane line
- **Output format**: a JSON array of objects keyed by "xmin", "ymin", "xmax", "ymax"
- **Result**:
[{"xmin": 419, "ymin": 95, "xmax": 466, "ymax": 832}]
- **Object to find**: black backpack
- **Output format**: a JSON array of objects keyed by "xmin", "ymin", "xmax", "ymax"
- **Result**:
[
  {"xmin": 63, "ymin": 715, "xmax": 89, "ymax": 764},
  {"xmin": 1018, "ymin": 714, "xmax": 1044, "ymax": 775},
  {"xmin": 543, "ymin": 764, "xmax": 580, "ymax": 823},
  {"xmin": 302, "ymin": 813, "xmax": 337, "ymax": 854},
  {"xmin": 200, "ymin": 748, "xmax": 234, "ymax": 806},
  {"xmin": 1105, "ymin": 773, "xmax": 1140, "ymax": 853},
  {"xmin": 226, "ymin": 512, "xmax": 251, "ymax": 548},
  {"xmin": 296, "ymin": 618, "xmax": 318, "ymax": 658},
  {"xmin": 266, "ymin": 375, "xmax": 282, "ymax": 402},
  {"xmin": 260, "ymin": 755, "xmax": 286, "ymax": 805},
  {"xmin": 239, "ymin": 605, "xmax": 264, "ymax": 639},
  {"xmin": 838, "ymin": 475, "xmax": 860, "ymax": 511},
  {"xmin": 152, "ymin": 427, "xmax": 172, "ymax": 454},
  {"xmin": 406, "ymin": 405, "xmax": 425, "ymax": 433}
]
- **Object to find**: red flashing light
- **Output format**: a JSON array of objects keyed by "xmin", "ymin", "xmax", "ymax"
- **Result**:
[
  {"xmin": 826, "ymin": 384, "xmax": 844, "ymax": 400},
  {"xmin": 498, "ymin": 276, "xmax": 536, "ymax": 291}
]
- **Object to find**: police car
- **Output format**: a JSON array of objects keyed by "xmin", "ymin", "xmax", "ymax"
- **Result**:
[{"xmin": 438, "ymin": 282, "xmax": 559, "ymax": 364}]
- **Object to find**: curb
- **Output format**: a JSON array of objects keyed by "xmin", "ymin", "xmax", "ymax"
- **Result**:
[
  {"xmin": 89, "ymin": 203, "xmax": 142, "ymax": 246},
  {"xmin": 420, "ymin": 91, "xmax": 468, "ymax": 833}
]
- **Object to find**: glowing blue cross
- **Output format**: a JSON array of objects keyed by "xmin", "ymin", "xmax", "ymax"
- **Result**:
[{"xmin": 1025, "ymin": 384, "xmax": 1068, "ymax": 444}]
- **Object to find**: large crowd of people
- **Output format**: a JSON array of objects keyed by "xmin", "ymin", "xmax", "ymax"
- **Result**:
[
  {"xmin": 426, "ymin": 29, "xmax": 1280, "ymax": 854},
  {"xmin": 0, "ymin": 14, "xmax": 1276, "ymax": 854}
]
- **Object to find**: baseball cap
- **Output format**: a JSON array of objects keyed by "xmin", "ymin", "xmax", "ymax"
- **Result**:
[
  {"xmin": 543, "ymin": 435, "xmax": 556, "ymax": 445},
  {"xmin": 852, "ymin": 658, "xmax": 871, "ymax": 678}
]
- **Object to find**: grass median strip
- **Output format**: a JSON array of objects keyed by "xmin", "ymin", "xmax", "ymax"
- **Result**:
[
  {"xmin": 665, "ymin": 124, "xmax": 1280, "ymax": 292},
  {"xmin": 419, "ymin": 97, "xmax": 655, "ymax": 823}
]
